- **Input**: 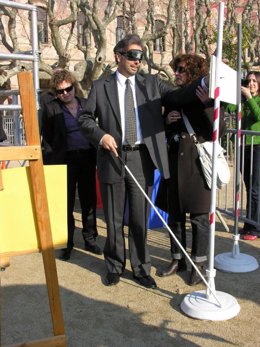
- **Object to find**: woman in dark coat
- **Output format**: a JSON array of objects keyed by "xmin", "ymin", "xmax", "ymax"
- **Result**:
[{"xmin": 157, "ymin": 54, "xmax": 225, "ymax": 285}]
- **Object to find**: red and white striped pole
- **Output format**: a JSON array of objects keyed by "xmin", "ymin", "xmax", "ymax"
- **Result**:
[
  {"xmin": 181, "ymin": 3, "xmax": 240, "ymax": 320},
  {"xmin": 207, "ymin": 2, "xmax": 225, "ymax": 298}
]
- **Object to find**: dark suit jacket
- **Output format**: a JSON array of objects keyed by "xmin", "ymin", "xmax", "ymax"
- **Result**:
[{"xmin": 79, "ymin": 73, "xmax": 201, "ymax": 184}]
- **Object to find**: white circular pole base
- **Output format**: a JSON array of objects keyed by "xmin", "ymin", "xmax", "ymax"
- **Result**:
[
  {"xmin": 215, "ymin": 252, "xmax": 259, "ymax": 273},
  {"xmin": 181, "ymin": 290, "xmax": 240, "ymax": 321}
]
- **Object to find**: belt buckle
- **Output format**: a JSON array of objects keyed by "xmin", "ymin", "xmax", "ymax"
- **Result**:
[
  {"xmin": 123, "ymin": 144, "xmax": 136, "ymax": 151},
  {"xmin": 129, "ymin": 145, "xmax": 136, "ymax": 151}
]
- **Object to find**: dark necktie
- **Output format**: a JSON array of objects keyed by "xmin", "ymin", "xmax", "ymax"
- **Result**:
[{"xmin": 125, "ymin": 78, "xmax": 137, "ymax": 146}]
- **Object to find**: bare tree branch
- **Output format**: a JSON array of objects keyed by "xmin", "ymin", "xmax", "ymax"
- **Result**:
[
  {"xmin": 0, "ymin": 6, "xmax": 19, "ymax": 54},
  {"xmin": 0, "ymin": 0, "xmax": 259, "ymax": 93}
]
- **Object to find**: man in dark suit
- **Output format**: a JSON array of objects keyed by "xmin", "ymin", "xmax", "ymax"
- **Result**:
[{"xmin": 79, "ymin": 34, "xmax": 202, "ymax": 288}]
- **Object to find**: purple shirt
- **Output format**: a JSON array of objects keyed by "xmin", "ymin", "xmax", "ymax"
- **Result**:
[{"xmin": 62, "ymin": 100, "xmax": 91, "ymax": 151}]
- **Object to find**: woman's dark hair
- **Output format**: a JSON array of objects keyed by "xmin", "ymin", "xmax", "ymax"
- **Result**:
[
  {"xmin": 170, "ymin": 54, "xmax": 208, "ymax": 85},
  {"xmin": 246, "ymin": 71, "xmax": 260, "ymax": 96}
]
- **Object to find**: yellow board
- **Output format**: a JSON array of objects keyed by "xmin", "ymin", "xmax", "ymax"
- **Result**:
[{"xmin": 0, "ymin": 165, "xmax": 67, "ymax": 256}]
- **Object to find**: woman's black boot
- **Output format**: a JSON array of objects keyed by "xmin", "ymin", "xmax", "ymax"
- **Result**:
[
  {"xmin": 158, "ymin": 258, "xmax": 187, "ymax": 277},
  {"xmin": 189, "ymin": 263, "xmax": 205, "ymax": 286}
]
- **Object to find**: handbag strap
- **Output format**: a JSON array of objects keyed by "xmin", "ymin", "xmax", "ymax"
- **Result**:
[{"xmin": 182, "ymin": 110, "xmax": 198, "ymax": 142}]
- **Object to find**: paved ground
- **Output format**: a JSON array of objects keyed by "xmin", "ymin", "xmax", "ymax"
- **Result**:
[{"xmin": 1, "ymin": 207, "xmax": 260, "ymax": 347}]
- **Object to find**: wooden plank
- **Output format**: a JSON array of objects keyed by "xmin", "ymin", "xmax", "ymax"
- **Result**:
[
  {"xmin": 0, "ymin": 146, "xmax": 41, "ymax": 161},
  {"xmin": 17, "ymin": 71, "xmax": 65, "ymax": 337},
  {"xmin": 4, "ymin": 335, "xmax": 67, "ymax": 347}
]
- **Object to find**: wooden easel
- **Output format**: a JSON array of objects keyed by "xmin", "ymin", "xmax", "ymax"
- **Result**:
[{"xmin": 0, "ymin": 72, "xmax": 66, "ymax": 347}]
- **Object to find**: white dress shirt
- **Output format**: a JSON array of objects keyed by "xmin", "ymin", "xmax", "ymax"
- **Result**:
[{"xmin": 116, "ymin": 71, "xmax": 143, "ymax": 145}]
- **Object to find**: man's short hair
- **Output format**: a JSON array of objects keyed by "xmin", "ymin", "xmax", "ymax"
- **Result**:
[{"xmin": 113, "ymin": 34, "xmax": 144, "ymax": 55}]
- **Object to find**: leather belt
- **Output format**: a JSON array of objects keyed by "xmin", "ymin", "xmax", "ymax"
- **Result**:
[{"xmin": 122, "ymin": 144, "xmax": 146, "ymax": 151}]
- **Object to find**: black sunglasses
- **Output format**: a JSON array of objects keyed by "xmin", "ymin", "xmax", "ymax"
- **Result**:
[
  {"xmin": 120, "ymin": 49, "xmax": 143, "ymax": 62},
  {"xmin": 174, "ymin": 66, "xmax": 187, "ymax": 74},
  {"xmin": 56, "ymin": 85, "xmax": 74, "ymax": 95}
]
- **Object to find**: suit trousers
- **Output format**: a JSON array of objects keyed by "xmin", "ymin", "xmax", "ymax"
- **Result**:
[
  {"xmin": 100, "ymin": 147, "xmax": 155, "ymax": 277},
  {"xmin": 66, "ymin": 148, "xmax": 97, "ymax": 249}
]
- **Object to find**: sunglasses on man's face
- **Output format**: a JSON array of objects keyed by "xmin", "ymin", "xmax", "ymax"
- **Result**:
[
  {"xmin": 174, "ymin": 66, "xmax": 187, "ymax": 74},
  {"xmin": 120, "ymin": 49, "xmax": 143, "ymax": 62},
  {"xmin": 56, "ymin": 85, "xmax": 74, "ymax": 95}
]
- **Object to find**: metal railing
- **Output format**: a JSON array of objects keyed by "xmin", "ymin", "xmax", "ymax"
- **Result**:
[
  {"xmin": 0, "ymin": 90, "xmax": 26, "ymax": 145},
  {"xmin": 0, "ymin": 0, "xmax": 40, "ymax": 166},
  {"xmin": 0, "ymin": 0, "xmax": 40, "ymax": 101},
  {"xmin": 217, "ymin": 128, "xmax": 260, "ymax": 231}
]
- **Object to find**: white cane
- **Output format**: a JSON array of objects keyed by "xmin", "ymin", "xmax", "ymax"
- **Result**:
[{"xmin": 118, "ymin": 155, "xmax": 222, "ymax": 307}]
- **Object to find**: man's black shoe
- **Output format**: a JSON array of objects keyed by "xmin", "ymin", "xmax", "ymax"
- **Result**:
[
  {"xmin": 133, "ymin": 275, "xmax": 157, "ymax": 289},
  {"xmin": 84, "ymin": 242, "xmax": 103, "ymax": 255},
  {"xmin": 59, "ymin": 248, "xmax": 71, "ymax": 261},
  {"xmin": 105, "ymin": 272, "xmax": 120, "ymax": 286}
]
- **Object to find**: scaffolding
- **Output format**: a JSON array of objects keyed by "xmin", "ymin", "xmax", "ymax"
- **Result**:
[{"xmin": 0, "ymin": 0, "xmax": 40, "ymax": 147}]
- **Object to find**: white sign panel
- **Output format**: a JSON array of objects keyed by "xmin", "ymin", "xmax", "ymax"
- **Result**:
[{"xmin": 209, "ymin": 55, "xmax": 237, "ymax": 105}]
